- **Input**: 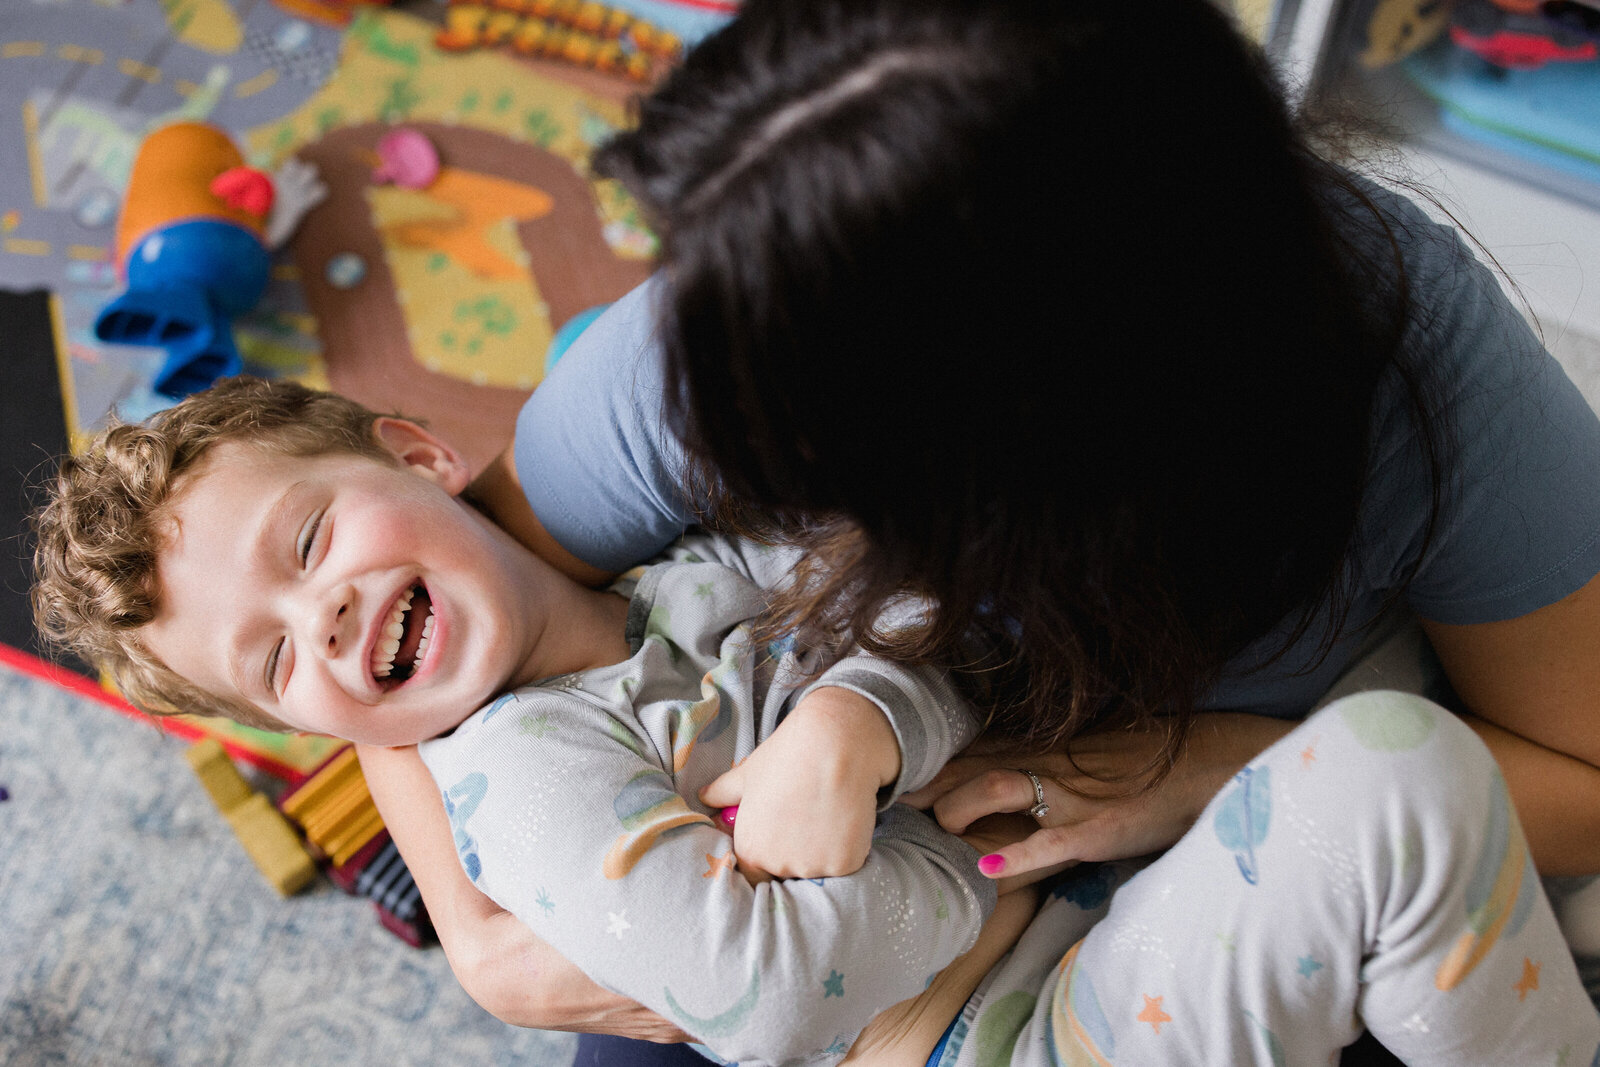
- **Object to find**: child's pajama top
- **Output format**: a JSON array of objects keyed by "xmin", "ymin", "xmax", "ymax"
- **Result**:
[{"xmin": 420, "ymin": 533, "xmax": 994, "ymax": 1067}]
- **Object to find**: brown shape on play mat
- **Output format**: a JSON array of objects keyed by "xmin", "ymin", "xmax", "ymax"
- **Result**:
[{"xmin": 290, "ymin": 120, "xmax": 652, "ymax": 475}]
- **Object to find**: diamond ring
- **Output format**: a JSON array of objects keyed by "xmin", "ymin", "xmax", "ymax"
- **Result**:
[{"xmin": 1019, "ymin": 769, "xmax": 1050, "ymax": 820}]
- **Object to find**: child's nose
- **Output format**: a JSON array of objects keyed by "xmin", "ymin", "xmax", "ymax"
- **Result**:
[
  {"xmin": 311, "ymin": 585, "xmax": 355, "ymax": 657},
  {"xmin": 329, "ymin": 602, "xmax": 348, "ymax": 653}
]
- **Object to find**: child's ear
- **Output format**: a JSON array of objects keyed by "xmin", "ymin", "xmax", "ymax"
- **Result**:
[{"xmin": 372, "ymin": 417, "xmax": 471, "ymax": 495}]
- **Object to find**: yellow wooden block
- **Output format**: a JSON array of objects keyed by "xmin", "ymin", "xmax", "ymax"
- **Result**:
[
  {"xmin": 279, "ymin": 746, "xmax": 360, "ymax": 822},
  {"xmin": 224, "ymin": 794, "xmax": 317, "ymax": 897},
  {"xmin": 186, "ymin": 738, "xmax": 317, "ymax": 895},
  {"xmin": 300, "ymin": 781, "xmax": 376, "ymax": 846},
  {"xmin": 184, "ymin": 738, "xmax": 252, "ymax": 811}
]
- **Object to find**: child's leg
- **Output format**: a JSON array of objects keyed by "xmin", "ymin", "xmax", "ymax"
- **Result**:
[{"xmin": 949, "ymin": 692, "xmax": 1600, "ymax": 1066}]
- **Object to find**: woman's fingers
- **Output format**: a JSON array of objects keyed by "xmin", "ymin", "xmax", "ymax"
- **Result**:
[
  {"xmin": 931, "ymin": 766, "xmax": 1055, "ymax": 834},
  {"xmin": 901, "ymin": 754, "xmax": 1023, "ymax": 808},
  {"xmin": 901, "ymin": 763, "xmax": 971, "ymax": 809},
  {"xmin": 971, "ymin": 824, "xmax": 1083, "ymax": 880}
]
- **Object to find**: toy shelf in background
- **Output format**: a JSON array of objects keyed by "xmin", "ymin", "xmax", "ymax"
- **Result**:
[
  {"xmin": 1271, "ymin": 0, "xmax": 1600, "ymax": 335},
  {"xmin": 1311, "ymin": 0, "xmax": 1600, "ymax": 197},
  {"xmin": 1402, "ymin": 40, "xmax": 1600, "ymax": 187},
  {"xmin": 1382, "ymin": 0, "xmax": 1600, "ymax": 192}
]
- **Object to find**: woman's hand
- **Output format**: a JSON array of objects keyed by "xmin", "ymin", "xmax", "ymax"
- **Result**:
[
  {"xmin": 902, "ymin": 713, "xmax": 1294, "ymax": 879},
  {"xmin": 957, "ymin": 811, "xmax": 1076, "ymax": 894},
  {"xmin": 355, "ymin": 743, "xmax": 691, "ymax": 1040}
]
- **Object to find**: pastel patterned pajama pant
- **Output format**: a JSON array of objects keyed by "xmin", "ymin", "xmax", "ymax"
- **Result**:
[{"xmin": 938, "ymin": 691, "xmax": 1600, "ymax": 1067}]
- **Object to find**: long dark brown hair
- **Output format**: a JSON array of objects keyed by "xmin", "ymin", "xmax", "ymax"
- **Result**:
[{"xmin": 596, "ymin": 0, "xmax": 1446, "ymax": 780}]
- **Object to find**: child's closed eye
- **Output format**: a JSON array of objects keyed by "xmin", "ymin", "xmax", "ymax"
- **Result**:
[
  {"xmin": 299, "ymin": 510, "xmax": 325, "ymax": 566},
  {"xmin": 266, "ymin": 637, "xmax": 285, "ymax": 695}
]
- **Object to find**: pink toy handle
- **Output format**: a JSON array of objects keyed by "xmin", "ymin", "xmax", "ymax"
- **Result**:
[{"xmin": 371, "ymin": 128, "xmax": 441, "ymax": 190}]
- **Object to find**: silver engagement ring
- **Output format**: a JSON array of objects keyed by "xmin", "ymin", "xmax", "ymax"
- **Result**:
[{"xmin": 1019, "ymin": 769, "xmax": 1050, "ymax": 820}]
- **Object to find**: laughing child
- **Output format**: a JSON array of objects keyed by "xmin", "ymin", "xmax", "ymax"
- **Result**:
[{"xmin": 31, "ymin": 376, "xmax": 1000, "ymax": 1065}]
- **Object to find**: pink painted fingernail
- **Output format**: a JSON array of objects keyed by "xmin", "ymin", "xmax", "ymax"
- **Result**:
[
  {"xmin": 718, "ymin": 805, "xmax": 738, "ymax": 827},
  {"xmin": 978, "ymin": 854, "xmax": 1006, "ymax": 876}
]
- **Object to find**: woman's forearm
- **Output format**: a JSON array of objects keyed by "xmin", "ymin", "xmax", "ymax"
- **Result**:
[
  {"xmin": 1421, "ymin": 579, "xmax": 1600, "ymax": 877},
  {"xmin": 1466, "ymin": 718, "xmax": 1600, "ymax": 876}
]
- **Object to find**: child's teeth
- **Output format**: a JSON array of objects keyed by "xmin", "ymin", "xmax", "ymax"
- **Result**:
[
  {"xmin": 414, "ymin": 613, "xmax": 435, "ymax": 664},
  {"xmin": 371, "ymin": 588, "xmax": 417, "ymax": 679}
]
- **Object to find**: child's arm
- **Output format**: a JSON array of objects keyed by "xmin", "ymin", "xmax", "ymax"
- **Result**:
[
  {"xmin": 842, "ymin": 882, "xmax": 1040, "ymax": 1067},
  {"xmin": 666, "ymin": 531, "xmax": 984, "ymax": 880},
  {"xmin": 419, "ymin": 690, "xmax": 996, "ymax": 1067},
  {"xmin": 700, "ymin": 650, "xmax": 981, "ymax": 880},
  {"xmin": 355, "ymin": 743, "xmax": 692, "ymax": 1039}
]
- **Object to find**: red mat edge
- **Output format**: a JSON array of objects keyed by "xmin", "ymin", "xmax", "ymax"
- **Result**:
[{"xmin": 0, "ymin": 642, "xmax": 311, "ymax": 783}]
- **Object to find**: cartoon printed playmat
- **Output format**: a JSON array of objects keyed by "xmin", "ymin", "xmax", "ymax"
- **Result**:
[{"xmin": 0, "ymin": 0, "xmax": 732, "ymax": 779}]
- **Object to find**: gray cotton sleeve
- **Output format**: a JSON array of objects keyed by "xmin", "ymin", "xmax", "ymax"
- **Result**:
[{"xmin": 802, "ymin": 653, "xmax": 983, "ymax": 806}]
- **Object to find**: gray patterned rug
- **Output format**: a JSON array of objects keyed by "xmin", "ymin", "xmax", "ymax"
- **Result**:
[{"xmin": 0, "ymin": 662, "xmax": 576, "ymax": 1066}]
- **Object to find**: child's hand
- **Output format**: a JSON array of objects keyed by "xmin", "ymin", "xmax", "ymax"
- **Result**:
[{"xmin": 699, "ymin": 686, "xmax": 900, "ymax": 880}]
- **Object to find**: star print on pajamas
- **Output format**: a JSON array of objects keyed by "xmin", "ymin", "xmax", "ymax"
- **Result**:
[
  {"xmin": 1514, "ymin": 958, "xmax": 1540, "ymax": 1001},
  {"xmin": 1138, "ymin": 995, "xmax": 1171, "ymax": 1034}
]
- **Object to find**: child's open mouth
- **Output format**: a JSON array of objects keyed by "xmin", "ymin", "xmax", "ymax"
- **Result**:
[{"xmin": 372, "ymin": 584, "xmax": 434, "ymax": 689}]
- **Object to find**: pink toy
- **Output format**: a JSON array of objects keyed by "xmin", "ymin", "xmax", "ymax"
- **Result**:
[{"xmin": 371, "ymin": 128, "xmax": 441, "ymax": 190}]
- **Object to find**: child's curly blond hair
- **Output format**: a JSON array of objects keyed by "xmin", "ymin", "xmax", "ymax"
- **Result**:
[{"xmin": 32, "ymin": 376, "xmax": 395, "ymax": 731}]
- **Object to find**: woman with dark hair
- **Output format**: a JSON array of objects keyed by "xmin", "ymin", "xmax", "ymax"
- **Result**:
[{"xmin": 358, "ymin": 0, "xmax": 1600, "ymax": 1061}]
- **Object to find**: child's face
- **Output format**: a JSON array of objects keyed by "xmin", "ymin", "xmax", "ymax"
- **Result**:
[{"xmin": 142, "ymin": 424, "xmax": 549, "ymax": 745}]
